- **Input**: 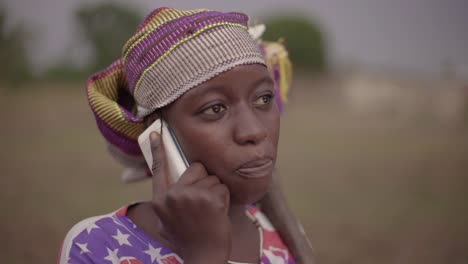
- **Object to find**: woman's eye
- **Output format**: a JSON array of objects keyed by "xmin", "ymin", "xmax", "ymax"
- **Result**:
[
  {"xmin": 254, "ymin": 94, "xmax": 274, "ymax": 106},
  {"xmin": 202, "ymin": 104, "xmax": 226, "ymax": 115}
]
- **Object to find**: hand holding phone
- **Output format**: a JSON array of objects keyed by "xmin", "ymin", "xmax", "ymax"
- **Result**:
[
  {"xmin": 144, "ymin": 127, "xmax": 232, "ymax": 263},
  {"xmin": 138, "ymin": 119, "xmax": 189, "ymax": 183}
]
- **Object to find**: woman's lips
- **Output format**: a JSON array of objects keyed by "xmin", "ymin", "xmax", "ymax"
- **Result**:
[{"xmin": 236, "ymin": 158, "xmax": 273, "ymax": 179}]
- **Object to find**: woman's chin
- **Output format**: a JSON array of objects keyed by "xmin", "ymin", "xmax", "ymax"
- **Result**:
[{"xmin": 229, "ymin": 173, "xmax": 272, "ymax": 205}]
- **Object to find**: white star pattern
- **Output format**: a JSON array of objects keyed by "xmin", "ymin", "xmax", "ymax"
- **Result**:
[
  {"xmin": 86, "ymin": 223, "xmax": 99, "ymax": 234},
  {"xmin": 75, "ymin": 242, "xmax": 90, "ymax": 254},
  {"xmin": 112, "ymin": 229, "xmax": 131, "ymax": 246},
  {"xmin": 144, "ymin": 244, "xmax": 163, "ymax": 263},
  {"xmin": 104, "ymin": 248, "xmax": 119, "ymax": 264}
]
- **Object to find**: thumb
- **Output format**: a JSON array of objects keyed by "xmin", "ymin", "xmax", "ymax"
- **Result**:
[{"xmin": 150, "ymin": 131, "xmax": 170, "ymax": 195}]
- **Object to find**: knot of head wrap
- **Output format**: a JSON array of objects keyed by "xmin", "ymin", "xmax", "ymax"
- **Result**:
[{"xmin": 86, "ymin": 7, "xmax": 293, "ymax": 183}]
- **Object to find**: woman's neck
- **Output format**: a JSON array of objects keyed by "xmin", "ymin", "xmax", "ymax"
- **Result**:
[
  {"xmin": 227, "ymin": 203, "xmax": 262, "ymax": 263},
  {"xmin": 227, "ymin": 203, "xmax": 253, "ymax": 232},
  {"xmin": 228, "ymin": 204, "xmax": 246, "ymax": 218}
]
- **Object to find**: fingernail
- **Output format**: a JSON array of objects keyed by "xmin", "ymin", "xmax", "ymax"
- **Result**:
[{"xmin": 150, "ymin": 131, "xmax": 159, "ymax": 141}]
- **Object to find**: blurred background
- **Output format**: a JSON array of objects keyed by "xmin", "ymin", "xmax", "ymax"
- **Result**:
[{"xmin": 1, "ymin": 0, "xmax": 467, "ymax": 263}]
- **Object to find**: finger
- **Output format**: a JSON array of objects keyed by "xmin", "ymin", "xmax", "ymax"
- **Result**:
[
  {"xmin": 151, "ymin": 198, "xmax": 167, "ymax": 220},
  {"xmin": 210, "ymin": 184, "xmax": 230, "ymax": 214},
  {"xmin": 177, "ymin": 162, "xmax": 208, "ymax": 186},
  {"xmin": 193, "ymin": 176, "xmax": 220, "ymax": 189},
  {"xmin": 150, "ymin": 131, "xmax": 170, "ymax": 195}
]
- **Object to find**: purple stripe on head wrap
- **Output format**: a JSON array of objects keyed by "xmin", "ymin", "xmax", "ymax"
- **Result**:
[
  {"xmin": 124, "ymin": 11, "xmax": 249, "ymax": 93},
  {"xmin": 95, "ymin": 116, "xmax": 142, "ymax": 156},
  {"xmin": 126, "ymin": 12, "xmax": 245, "ymax": 92}
]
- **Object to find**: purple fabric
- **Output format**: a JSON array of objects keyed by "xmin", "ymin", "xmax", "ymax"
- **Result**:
[
  {"xmin": 62, "ymin": 212, "xmax": 177, "ymax": 263},
  {"xmin": 95, "ymin": 116, "xmax": 142, "ymax": 156}
]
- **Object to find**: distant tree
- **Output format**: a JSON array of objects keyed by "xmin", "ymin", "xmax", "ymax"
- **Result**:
[
  {"xmin": 0, "ymin": 8, "xmax": 32, "ymax": 87},
  {"xmin": 76, "ymin": 3, "xmax": 142, "ymax": 71},
  {"xmin": 263, "ymin": 15, "xmax": 327, "ymax": 72}
]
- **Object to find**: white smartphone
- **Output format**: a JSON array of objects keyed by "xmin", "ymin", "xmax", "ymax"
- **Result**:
[{"xmin": 138, "ymin": 119, "xmax": 189, "ymax": 183}]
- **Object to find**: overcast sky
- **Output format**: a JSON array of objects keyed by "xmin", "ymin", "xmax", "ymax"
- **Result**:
[{"xmin": 4, "ymin": 0, "xmax": 468, "ymax": 76}]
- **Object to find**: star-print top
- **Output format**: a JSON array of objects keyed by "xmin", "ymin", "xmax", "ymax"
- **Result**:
[{"xmin": 58, "ymin": 204, "xmax": 295, "ymax": 264}]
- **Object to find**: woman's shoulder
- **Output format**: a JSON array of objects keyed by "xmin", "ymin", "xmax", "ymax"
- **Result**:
[{"xmin": 58, "ymin": 205, "xmax": 182, "ymax": 264}]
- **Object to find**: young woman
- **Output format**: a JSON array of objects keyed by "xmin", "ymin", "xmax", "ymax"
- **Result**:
[{"xmin": 59, "ymin": 7, "xmax": 314, "ymax": 264}]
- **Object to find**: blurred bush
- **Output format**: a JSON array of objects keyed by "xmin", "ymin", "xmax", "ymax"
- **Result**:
[
  {"xmin": 0, "ymin": 8, "xmax": 32, "ymax": 87},
  {"xmin": 41, "ymin": 3, "xmax": 142, "ymax": 82},
  {"xmin": 76, "ymin": 2, "xmax": 142, "ymax": 72},
  {"xmin": 263, "ymin": 15, "xmax": 327, "ymax": 72},
  {"xmin": 42, "ymin": 64, "xmax": 90, "ymax": 82}
]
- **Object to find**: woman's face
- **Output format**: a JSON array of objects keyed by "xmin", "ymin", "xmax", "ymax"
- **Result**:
[{"xmin": 151, "ymin": 64, "xmax": 280, "ymax": 204}]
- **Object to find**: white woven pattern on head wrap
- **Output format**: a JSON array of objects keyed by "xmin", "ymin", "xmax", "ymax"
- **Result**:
[{"xmin": 134, "ymin": 25, "xmax": 265, "ymax": 118}]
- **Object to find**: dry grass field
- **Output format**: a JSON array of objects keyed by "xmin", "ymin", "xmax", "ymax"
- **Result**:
[{"xmin": 1, "ymin": 76, "xmax": 467, "ymax": 263}]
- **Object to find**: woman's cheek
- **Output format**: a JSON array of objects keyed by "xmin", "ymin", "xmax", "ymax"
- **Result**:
[
  {"xmin": 269, "ymin": 112, "xmax": 281, "ymax": 147},
  {"xmin": 202, "ymin": 141, "xmax": 232, "ymax": 176},
  {"xmin": 180, "ymin": 134, "xmax": 224, "ymax": 173}
]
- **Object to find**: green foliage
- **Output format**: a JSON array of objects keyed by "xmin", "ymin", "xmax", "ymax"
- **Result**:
[
  {"xmin": 263, "ymin": 15, "xmax": 326, "ymax": 72},
  {"xmin": 0, "ymin": 8, "xmax": 32, "ymax": 87},
  {"xmin": 76, "ymin": 3, "xmax": 142, "ymax": 72}
]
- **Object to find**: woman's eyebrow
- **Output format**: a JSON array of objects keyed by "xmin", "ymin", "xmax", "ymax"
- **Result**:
[
  {"xmin": 181, "ymin": 83, "xmax": 228, "ymax": 106},
  {"xmin": 187, "ymin": 83, "xmax": 228, "ymax": 98},
  {"xmin": 250, "ymin": 76, "xmax": 274, "ymax": 89}
]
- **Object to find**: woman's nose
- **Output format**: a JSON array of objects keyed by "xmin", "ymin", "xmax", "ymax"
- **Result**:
[{"xmin": 233, "ymin": 109, "xmax": 268, "ymax": 145}]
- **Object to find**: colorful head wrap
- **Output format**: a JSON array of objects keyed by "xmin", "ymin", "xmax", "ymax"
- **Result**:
[{"xmin": 86, "ymin": 7, "xmax": 292, "ymax": 183}]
